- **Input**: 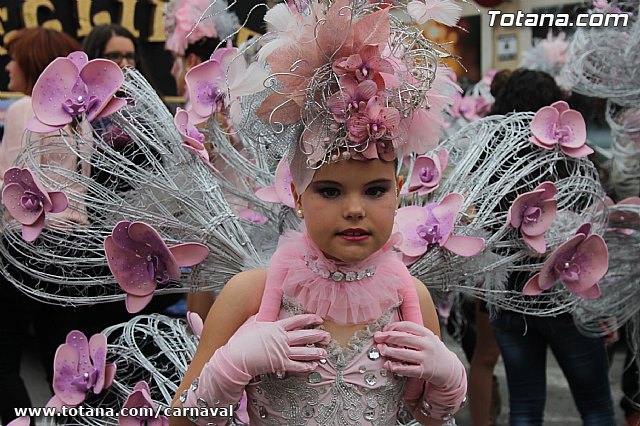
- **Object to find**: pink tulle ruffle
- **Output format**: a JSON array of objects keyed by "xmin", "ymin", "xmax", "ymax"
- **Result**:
[{"xmin": 270, "ymin": 230, "xmax": 410, "ymax": 324}]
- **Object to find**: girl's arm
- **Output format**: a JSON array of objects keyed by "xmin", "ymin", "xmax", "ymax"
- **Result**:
[
  {"xmin": 409, "ymin": 278, "xmax": 453, "ymax": 426},
  {"xmin": 168, "ymin": 268, "xmax": 267, "ymax": 426}
]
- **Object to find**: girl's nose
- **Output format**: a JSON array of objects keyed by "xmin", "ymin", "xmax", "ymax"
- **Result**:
[{"xmin": 343, "ymin": 196, "xmax": 365, "ymax": 220}]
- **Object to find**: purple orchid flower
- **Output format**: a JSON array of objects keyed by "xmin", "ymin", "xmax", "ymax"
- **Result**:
[
  {"xmin": 333, "ymin": 44, "xmax": 399, "ymax": 89},
  {"xmin": 28, "ymin": 51, "xmax": 126, "ymax": 133},
  {"xmin": 186, "ymin": 47, "xmax": 268, "ymax": 125},
  {"xmin": 119, "ymin": 381, "xmax": 169, "ymax": 426},
  {"xmin": 507, "ymin": 181, "xmax": 558, "ymax": 253},
  {"xmin": 47, "ymin": 331, "xmax": 117, "ymax": 411},
  {"xmin": 173, "ymin": 107, "xmax": 221, "ymax": 175},
  {"xmin": 104, "ymin": 221, "xmax": 209, "ymax": 313},
  {"xmin": 328, "ymin": 76, "xmax": 379, "ymax": 123},
  {"xmin": 2, "ymin": 167, "xmax": 68, "ymax": 242},
  {"xmin": 254, "ymin": 158, "xmax": 296, "ymax": 208},
  {"xmin": 530, "ymin": 101, "xmax": 593, "ymax": 158},
  {"xmin": 523, "ymin": 223, "xmax": 609, "ymax": 299},
  {"xmin": 347, "ymin": 96, "xmax": 400, "ymax": 160},
  {"xmin": 406, "ymin": 149, "xmax": 449, "ymax": 195},
  {"xmin": 394, "ymin": 193, "xmax": 485, "ymax": 265}
]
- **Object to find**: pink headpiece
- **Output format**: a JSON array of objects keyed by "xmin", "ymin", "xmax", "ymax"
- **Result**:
[
  {"xmin": 164, "ymin": 0, "xmax": 239, "ymax": 56},
  {"xmin": 255, "ymin": 0, "xmax": 460, "ymax": 191}
]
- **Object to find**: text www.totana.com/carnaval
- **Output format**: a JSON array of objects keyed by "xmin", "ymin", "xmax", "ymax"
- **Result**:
[{"xmin": 14, "ymin": 404, "xmax": 234, "ymax": 419}]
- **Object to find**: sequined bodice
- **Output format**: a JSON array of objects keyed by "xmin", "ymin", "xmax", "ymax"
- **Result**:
[{"xmin": 245, "ymin": 298, "xmax": 407, "ymax": 425}]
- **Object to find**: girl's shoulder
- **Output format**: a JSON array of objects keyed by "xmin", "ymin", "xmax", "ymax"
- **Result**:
[{"xmin": 217, "ymin": 268, "xmax": 268, "ymax": 316}]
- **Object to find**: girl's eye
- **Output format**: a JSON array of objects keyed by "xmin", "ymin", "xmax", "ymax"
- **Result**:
[
  {"xmin": 318, "ymin": 187, "xmax": 340, "ymax": 199},
  {"xmin": 365, "ymin": 186, "xmax": 389, "ymax": 198}
]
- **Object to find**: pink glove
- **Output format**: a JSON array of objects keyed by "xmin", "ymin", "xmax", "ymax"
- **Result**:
[
  {"xmin": 183, "ymin": 314, "xmax": 330, "ymax": 425},
  {"xmin": 374, "ymin": 321, "xmax": 467, "ymax": 420}
]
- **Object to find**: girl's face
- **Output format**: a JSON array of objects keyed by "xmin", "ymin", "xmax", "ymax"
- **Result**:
[
  {"xmin": 294, "ymin": 159, "xmax": 400, "ymax": 263},
  {"xmin": 6, "ymin": 58, "xmax": 27, "ymax": 94},
  {"xmin": 103, "ymin": 36, "xmax": 137, "ymax": 69}
]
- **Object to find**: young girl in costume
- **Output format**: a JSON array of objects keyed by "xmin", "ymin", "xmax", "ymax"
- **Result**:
[
  {"xmin": 171, "ymin": 0, "xmax": 468, "ymax": 423},
  {"xmin": 171, "ymin": 153, "xmax": 467, "ymax": 424}
]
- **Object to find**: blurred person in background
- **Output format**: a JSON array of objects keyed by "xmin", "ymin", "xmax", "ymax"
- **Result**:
[{"xmin": 0, "ymin": 27, "xmax": 81, "ymax": 426}]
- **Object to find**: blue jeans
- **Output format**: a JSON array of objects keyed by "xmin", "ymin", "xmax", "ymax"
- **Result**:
[{"xmin": 491, "ymin": 312, "xmax": 615, "ymax": 426}]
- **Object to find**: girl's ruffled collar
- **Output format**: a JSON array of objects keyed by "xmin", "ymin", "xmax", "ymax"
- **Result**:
[{"xmin": 269, "ymin": 229, "xmax": 409, "ymax": 324}]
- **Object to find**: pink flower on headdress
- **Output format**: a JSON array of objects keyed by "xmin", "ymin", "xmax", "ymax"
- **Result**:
[
  {"xmin": 186, "ymin": 48, "xmax": 268, "ymax": 125},
  {"xmin": 28, "ymin": 51, "xmax": 126, "ymax": 133},
  {"xmin": 406, "ymin": 149, "xmax": 449, "ymax": 195},
  {"xmin": 394, "ymin": 193, "xmax": 485, "ymax": 265},
  {"xmin": 2, "ymin": 167, "xmax": 68, "ymax": 242},
  {"xmin": 328, "ymin": 76, "xmax": 379, "ymax": 123},
  {"xmin": 104, "ymin": 221, "xmax": 209, "ymax": 313},
  {"xmin": 164, "ymin": 0, "xmax": 218, "ymax": 56},
  {"xmin": 254, "ymin": 158, "xmax": 296, "ymax": 208},
  {"xmin": 46, "ymin": 331, "xmax": 116, "ymax": 412},
  {"xmin": 119, "ymin": 381, "xmax": 168, "ymax": 426},
  {"xmin": 530, "ymin": 101, "xmax": 593, "ymax": 158},
  {"xmin": 523, "ymin": 223, "xmax": 608, "ymax": 299},
  {"xmin": 347, "ymin": 96, "xmax": 400, "ymax": 159},
  {"xmin": 333, "ymin": 45, "xmax": 399, "ymax": 89},
  {"xmin": 507, "ymin": 182, "xmax": 558, "ymax": 253}
]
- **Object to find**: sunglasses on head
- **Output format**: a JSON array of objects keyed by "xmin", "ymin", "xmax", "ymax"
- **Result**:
[{"xmin": 103, "ymin": 52, "xmax": 136, "ymax": 62}]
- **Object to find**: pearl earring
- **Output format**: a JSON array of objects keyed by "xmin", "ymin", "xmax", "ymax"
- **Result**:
[{"xmin": 296, "ymin": 209, "xmax": 304, "ymax": 218}]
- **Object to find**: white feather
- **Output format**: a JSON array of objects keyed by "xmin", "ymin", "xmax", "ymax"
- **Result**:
[{"xmin": 407, "ymin": 0, "xmax": 462, "ymax": 27}]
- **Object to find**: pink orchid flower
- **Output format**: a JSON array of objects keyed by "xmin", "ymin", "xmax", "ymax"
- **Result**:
[
  {"xmin": 406, "ymin": 149, "xmax": 449, "ymax": 195},
  {"xmin": 47, "ymin": 331, "xmax": 117, "ymax": 412},
  {"xmin": 333, "ymin": 44, "xmax": 399, "ymax": 89},
  {"xmin": 507, "ymin": 181, "xmax": 558, "ymax": 253},
  {"xmin": 394, "ymin": 193, "xmax": 485, "ymax": 265},
  {"xmin": 347, "ymin": 96, "xmax": 400, "ymax": 159},
  {"xmin": 530, "ymin": 100, "xmax": 593, "ymax": 158},
  {"xmin": 237, "ymin": 208, "xmax": 269, "ymax": 224},
  {"xmin": 254, "ymin": 158, "xmax": 296, "ymax": 208},
  {"xmin": 523, "ymin": 223, "xmax": 609, "ymax": 299},
  {"xmin": 28, "ymin": 51, "xmax": 126, "ymax": 133},
  {"xmin": 173, "ymin": 107, "xmax": 215, "ymax": 165},
  {"xmin": 119, "ymin": 381, "xmax": 168, "ymax": 426},
  {"xmin": 2, "ymin": 167, "xmax": 68, "ymax": 242},
  {"xmin": 328, "ymin": 76, "xmax": 379, "ymax": 123},
  {"xmin": 186, "ymin": 47, "xmax": 268, "ymax": 125},
  {"xmin": 104, "ymin": 221, "xmax": 209, "ymax": 313}
]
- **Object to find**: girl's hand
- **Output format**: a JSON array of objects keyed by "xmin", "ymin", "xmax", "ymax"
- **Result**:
[
  {"xmin": 374, "ymin": 321, "xmax": 459, "ymax": 388},
  {"xmin": 224, "ymin": 314, "xmax": 330, "ymax": 377}
]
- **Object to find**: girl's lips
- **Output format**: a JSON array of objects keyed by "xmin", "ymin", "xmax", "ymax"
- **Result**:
[
  {"xmin": 339, "ymin": 234, "xmax": 370, "ymax": 241},
  {"xmin": 337, "ymin": 229, "xmax": 370, "ymax": 241}
]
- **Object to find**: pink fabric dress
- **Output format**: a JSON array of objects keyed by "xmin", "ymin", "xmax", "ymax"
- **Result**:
[{"xmin": 245, "ymin": 230, "xmax": 424, "ymax": 425}]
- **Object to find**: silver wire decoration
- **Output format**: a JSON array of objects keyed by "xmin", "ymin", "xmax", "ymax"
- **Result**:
[
  {"xmin": 401, "ymin": 112, "xmax": 608, "ymax": 317},
  {"xmin": 42, "ymin": 314, "xmax": 198, "ymax": 426},
  {"xmin": 0, "ymin": 68, "xmax": 264, "ymax": 305}
]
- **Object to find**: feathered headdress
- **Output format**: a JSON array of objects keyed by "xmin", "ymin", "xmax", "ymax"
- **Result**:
[{"xmin": 251, "ymin": 0, "xmax": 460, "ymax": 191}]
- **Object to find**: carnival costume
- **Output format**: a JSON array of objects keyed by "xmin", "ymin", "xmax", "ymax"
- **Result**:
[{"xmin": 0, "ymin": 0, "xmax": 635, "ymax": 425}]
